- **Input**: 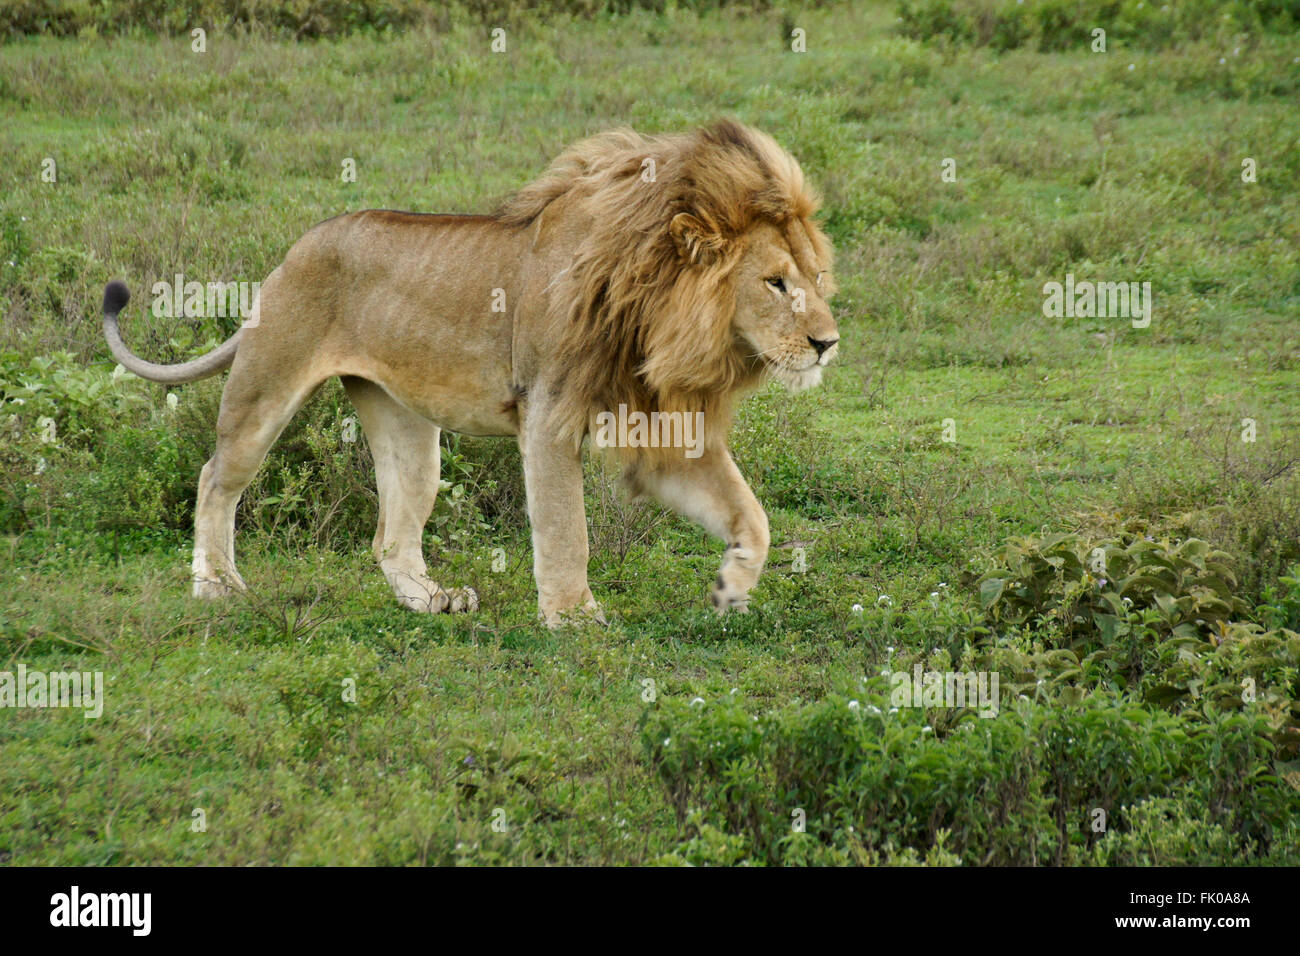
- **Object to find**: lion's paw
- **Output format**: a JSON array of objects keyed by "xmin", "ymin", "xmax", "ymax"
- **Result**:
[
  {"xmin": 396, "ymin": 590, "xmax": 449, "ymax": 613},
  {"xmin": 710, "ymin": 574, "xmax": 752, "ymax": 615},
  {"xmin": 392, "ymin": 574, "xmax": 479, "ymax": 614}
]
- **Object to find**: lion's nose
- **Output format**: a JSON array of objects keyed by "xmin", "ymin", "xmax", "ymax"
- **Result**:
[{"xmin": 808, "ymin": 336, "xmax": 838, "ymax": 356}]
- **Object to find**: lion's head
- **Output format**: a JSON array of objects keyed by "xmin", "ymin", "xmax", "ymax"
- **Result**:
[{"xmin": 497, "ymin": 119, "xmax": 838, "ymax": 454}]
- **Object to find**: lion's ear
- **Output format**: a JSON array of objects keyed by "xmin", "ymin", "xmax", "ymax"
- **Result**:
[{"xmin": 670, "ymin": 212, "xmax": 728, "ymax": 265}]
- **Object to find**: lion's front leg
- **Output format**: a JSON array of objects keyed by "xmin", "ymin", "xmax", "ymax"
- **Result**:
[
  {"xmin": 631, "ymin": 449, "xmax": 770, "ymax": 614},
  {"xmin": 519, "ymin": 422, "xmax": 604, "ymax": 628}
]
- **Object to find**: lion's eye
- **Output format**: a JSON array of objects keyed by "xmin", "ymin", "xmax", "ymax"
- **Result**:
[{"xmin": 765, "ymin": 276, "xmax": 787, "ymax": 294}]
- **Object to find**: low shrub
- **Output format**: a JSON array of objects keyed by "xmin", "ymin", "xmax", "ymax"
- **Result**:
[
  {"xmin": 640, "ymin": 689, "xmax": 1297, "ymax": 865},
  {"xmin": 973, "ymin": 530, "xmax": 1300, "ymax": 754},
  {"xmin": 898, "ymin": 0, "xmax": 1298, "ymax": 52}
]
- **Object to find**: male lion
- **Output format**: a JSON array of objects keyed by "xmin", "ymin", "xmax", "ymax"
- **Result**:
[{"xmin": 101, "ymin": 119, "xmax": 839, "ymax": 625}]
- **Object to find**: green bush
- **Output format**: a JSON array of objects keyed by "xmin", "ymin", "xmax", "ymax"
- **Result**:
[
  {"xmin": 641, "ymin": 690, "xmax": 1297, "ymax": 865},
  {"xmin": 971, "ymin": 530, "xmax": 1300, "ymax": 755},
  {"xmin": 1261, "ymin": 566, "xmax": 1300, "ymax": 632},
  {"xmin": 898, "ymin": 0, "xmax": 1298, "ymax": 52},
  {"xmin": 0, "ymin": 0, "xmax": 788, "ymax": 41},
  {"xmin": 977, "ymin": 531, "xmax": 1249, "ymax": 645},
  {"xmin": 896, "ymin": 0, "xmax": 975, "ymax": 46},
  {"xmin": 0, "ymin": 0, "xmax": 431, "ymax": 41},
  {"xmin": 1082, "ymin": 791, "xmax": 1242, "ymax": 865}
]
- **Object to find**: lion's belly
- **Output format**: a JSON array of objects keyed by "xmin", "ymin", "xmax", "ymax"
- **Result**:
[
  {"xmin": 337, "ymin": 345, "xmax": 518, "ymax": 438},
  {"xmin": 389, "ymin": 379, "xmax": 518, "ymax": 437}
]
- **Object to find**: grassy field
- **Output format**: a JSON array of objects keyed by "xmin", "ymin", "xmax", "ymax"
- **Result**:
[{"xmin": 2, "ymin": 1, "xmax": 1299, "ymax": 865}]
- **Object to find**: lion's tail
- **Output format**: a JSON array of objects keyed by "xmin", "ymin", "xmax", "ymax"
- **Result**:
[{"xmin": 101, "ymin": 279, "xmax": 243, "ymax": 384}]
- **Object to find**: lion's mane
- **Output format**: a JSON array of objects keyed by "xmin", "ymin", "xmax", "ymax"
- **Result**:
[{"xmin": 495, "ymin": 119, "xmax": 833, "ymax": 459}]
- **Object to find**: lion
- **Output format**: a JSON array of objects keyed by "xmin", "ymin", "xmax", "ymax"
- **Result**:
[{"xmin": 101, "ymin": 119, "xmax": 839, "ymax": 626}]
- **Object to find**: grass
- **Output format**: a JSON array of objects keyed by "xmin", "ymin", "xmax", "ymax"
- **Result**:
[{"xmin": 1, "ymin": 1, "xmax": 1299, "ymax": 864}]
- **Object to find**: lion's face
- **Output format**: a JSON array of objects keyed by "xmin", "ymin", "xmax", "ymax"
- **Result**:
[{"xmin": 730, "ymin": 222, "xmax": 839, "ymax": 392}]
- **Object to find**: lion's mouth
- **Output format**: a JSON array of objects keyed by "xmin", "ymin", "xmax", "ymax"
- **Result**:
[
  {"xmin": 744, "ymin": 337, "xmax": 830, "ymax": 393},
  {"xmin": 768, "ymin": 359, "xmax": 824, "ymax": 393}
]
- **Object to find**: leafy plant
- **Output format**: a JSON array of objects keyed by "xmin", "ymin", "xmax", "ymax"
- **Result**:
[
  {"xmin": 974, "ymin": 531, "xmax": 1300, "ymax": 753},
  {"xmin": 640, "ymin": 689, "xmax": 1297, "ymax": 866},
  {"xmin": 977, "ymin": 532, "xmax": 1249, "ymax": 646}
]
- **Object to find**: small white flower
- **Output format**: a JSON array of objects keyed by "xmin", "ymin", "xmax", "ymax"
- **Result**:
[
  {"xmin": 851, "ymin": 603, "xmax": 864, "ymax": 615},
  {"xmin": 689, "ymin": 696, "xmax": 705, "ymax": 707},
  {"xmin": 877, "ymin": 595, "xmax": 892, "ymax": 607},
  {"xmin": 166, "ymin": 392, "xmax": 179, "ymax": 409},
  {"xmin": 662, "ymin": 737, "xmax": 671, "ymax": 746},
  {"xmin": 848, "ymin": 700, "xmax": 860, "ymax": 711},
  {"xmin": 1128, "ymin": 63, "xmax": 1135, "ymax": 71},
  {"xmin": 922, "ymin": 726, "xmax": 933, "ymax": 734}
]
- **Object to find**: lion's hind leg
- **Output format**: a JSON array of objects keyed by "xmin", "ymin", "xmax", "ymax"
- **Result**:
[
  {"xmin": 193, "ymin": 365, "xmax": 325, "ymax": 599},
  {"xmin": 342, "ymin": 377, "xmax": 478, "ymax": 614}
]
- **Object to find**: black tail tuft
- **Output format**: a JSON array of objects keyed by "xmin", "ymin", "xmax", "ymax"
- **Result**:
[{"xmin": 103, "ymin": 279, "xmax": 130, "ymax": 316}]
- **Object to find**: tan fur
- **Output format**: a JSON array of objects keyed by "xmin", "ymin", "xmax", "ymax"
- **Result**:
[{"xmin": 103, "ymin": 119, "xmax": 839, "ymax": 625}]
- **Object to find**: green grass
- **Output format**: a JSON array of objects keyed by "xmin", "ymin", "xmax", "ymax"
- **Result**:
[{"xmin": 2, "ymin": 2, "xmax": 1299, "ymax": 864}]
